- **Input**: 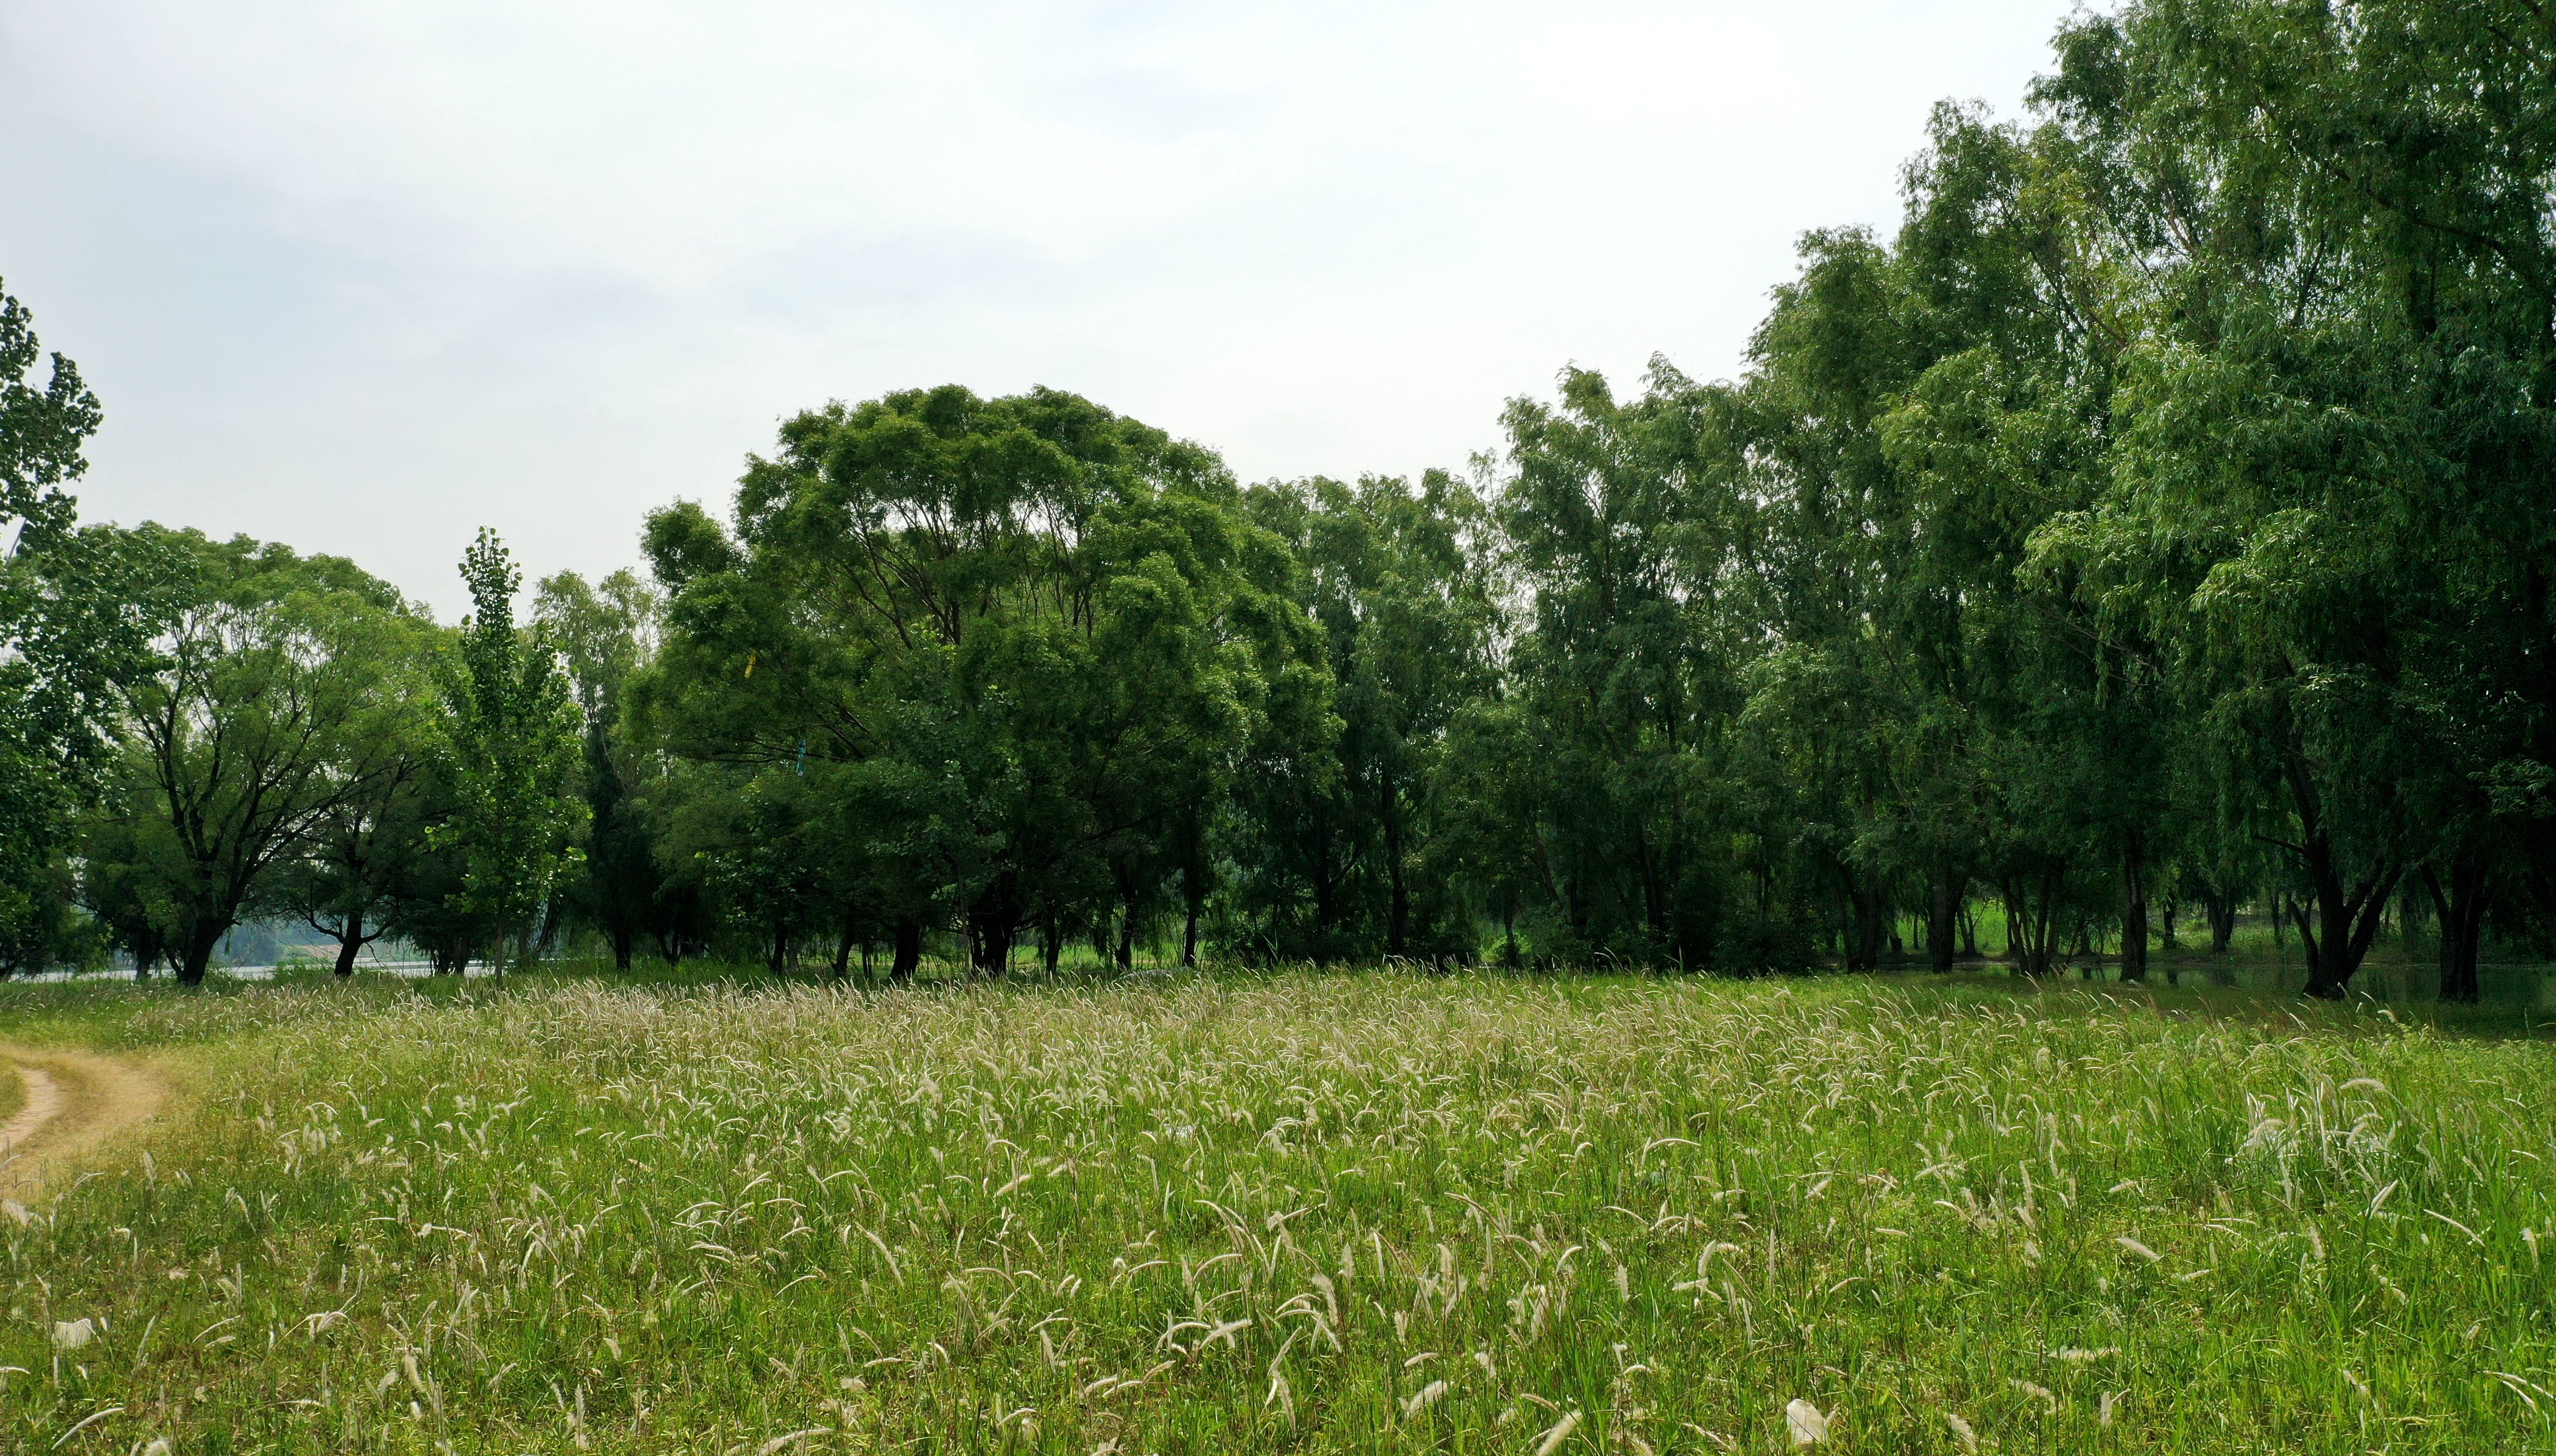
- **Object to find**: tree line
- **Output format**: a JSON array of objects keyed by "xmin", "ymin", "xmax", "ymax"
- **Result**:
[{"xmin": 4, "ymin": 0, "xmax": 2550, "ymax": 999}]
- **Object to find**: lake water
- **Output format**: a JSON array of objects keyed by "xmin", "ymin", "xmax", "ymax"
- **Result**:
[{"xmin": 2022, "ymin": 953, "xmax": 2556, "ymax": 1008}]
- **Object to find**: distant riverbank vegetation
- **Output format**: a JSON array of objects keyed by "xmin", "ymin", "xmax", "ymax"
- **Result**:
[{"xmin": 6, "ymin": 0, "xmax": 2554, "ymax": 1004}]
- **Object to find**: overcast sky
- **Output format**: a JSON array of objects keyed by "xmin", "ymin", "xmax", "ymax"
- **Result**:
[{"xmin": 2, "ymin": 1, "xmax": 2083, "ymax": 618}]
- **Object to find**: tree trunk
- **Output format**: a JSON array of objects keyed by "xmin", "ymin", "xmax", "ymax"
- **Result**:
[
  {"xmin": 1849, "ymin": 874, "xmax": 1884, "ymax": 972},
  {"xmin": 1116, "ymin": 893, "xmax": 1136, "ymax": 970},
  {"xmin": 1182, "ymin": 832, "xmax": 1206, "ymax": 970},
  {"xmin": 1382, "ymin": 779, "xmax": 1411, "ymax": 961},
  {"xmin": 1311, "ymin": 834, "xmax": 1338, "ymax": 955},
  {"xmin": 178, "ymin": 922, "xmax": 222, "ymax": 986},
  {"xmin": 2288, "ymin": 777, "xmax": 2402, "ymax": 998},
  {"xmin": 2000, "ymin": 884, "xmax": 2025, "ymax": 968},
  {"xmin": 1928, "ymin": 867, "xmax": 1960, "ymax": 975},
  {"xmin": 830, "ymin": 921, "xmax": 852, "ymax": 981},
  {"xmin": 2297, "ymin": 862, "xmax": 2404, "ymax": 1000},
  {"xmin": 968, "ymin": 875, "xmax": 1021, "ymax": 979},
  {"xmin": 890, "ymin": 917, "xmax": 922, "ymax": 983},
  {"xmin": 2119, "ymin": 833, "xmax": 2149, "ymax": 985},
  {"xmin": 1043, "ymin": 912, "xmax": 1063, "ymax": 978},
  {"xmin": 970, "ymin": 914, "xmax": 1013, "ymax": 978},
  {"xmin": 2004, "ymin": 865, "xmax": 2064, "ymax": 978},
  {"xmin": 2206, "ymin": 894, "xmax": 2235, "ymax": 953},
  {"xmin": 612, "ymin": 925, "xmax": 635, "ymax": 972},
  {"xmin": 333, "ymin": 912, "xmax": 365, "ymax": 977},
  {"xmin": 2422, "ymin": 860, "xmax": 2488, "ymax": 1004},
  {"xmin": 1634, "ymin": 821, "xmax": 1669, "ymax": 957}
]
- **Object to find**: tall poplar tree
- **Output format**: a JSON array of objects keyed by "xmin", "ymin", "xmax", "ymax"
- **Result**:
[{"xmin": 436, "ymin": 529, "xmax": 584, "ymax": 978}]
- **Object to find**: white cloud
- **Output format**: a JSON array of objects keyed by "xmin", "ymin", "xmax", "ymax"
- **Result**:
[{"xmin": 0, "ymin": 0, "xmax": 2081, "ymax": 615}]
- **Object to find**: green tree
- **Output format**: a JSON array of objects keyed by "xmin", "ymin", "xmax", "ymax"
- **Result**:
[
  {"xmin": 637, "ymin": 385, "xmax": 1295, "ymax": 976},
  {"xmin": 0, "ymin": 281, "xmax": 172, "ymax": 974},
  {"xmin": 1231, "ymin": 472, "xmax": 1495, "ymax": 962},
  {"xmin": 2032, "ymin": 0, "xmax": 2556, "ymax": 996},
  {"xmin": 435, "ymin": 529, "xmax": 584, "ymax": 979},
  {"xmin": 90, "ymin": 531, "xmax": 420, "ymax": 983},
  {"xmin": 537, "ymin": 568, "xmax": 667, "ymax": 969},
  {"xmin": 1489, "ymin": 363, "xmax": 1762, "ymax": 969},
  {"xmin": 263, "ymin": 649, "xmax": 442, "ymax": 976}
]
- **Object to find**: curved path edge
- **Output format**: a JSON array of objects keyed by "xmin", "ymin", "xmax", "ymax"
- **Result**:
[{"xmin": 0, "ymin": 1043, "xmax": 171, "ymax": 1200}]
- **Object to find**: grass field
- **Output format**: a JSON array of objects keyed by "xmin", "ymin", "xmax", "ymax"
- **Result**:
[{"xmin": 2, "ymin": 967, "xmax": 2552, "ymax": 1453}]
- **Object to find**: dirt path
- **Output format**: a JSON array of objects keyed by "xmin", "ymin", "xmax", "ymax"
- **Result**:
[{"xmin": 0, "ymin": 1044, "xmax": 170, "ymax": 1199}]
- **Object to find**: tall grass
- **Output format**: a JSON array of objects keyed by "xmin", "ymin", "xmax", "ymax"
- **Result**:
[{"xmin": 2, "ymin": 969, "xmax": 2552, "ymax": 1452}]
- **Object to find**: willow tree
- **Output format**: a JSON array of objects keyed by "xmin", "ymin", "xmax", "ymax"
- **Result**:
[
  {"xmin": 2034, "ymin": 0, "xmax": 2556, "ymax": 997},
  {"xmin": 637, "ymin": 385, "xmax": 1306, "ymax": 975},
  {"xmin": 94, "ymin": 531, "xmax": 423, "ymax": 984},
  {"xmin": 1231, "ymin": 472, "xmax": 1495, "ymax": 963}
]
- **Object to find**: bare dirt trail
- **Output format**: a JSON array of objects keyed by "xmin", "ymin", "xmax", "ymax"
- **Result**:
[{"xmin": 0, "ymin": 1044, "xmax": 171, "ymax": 1199}]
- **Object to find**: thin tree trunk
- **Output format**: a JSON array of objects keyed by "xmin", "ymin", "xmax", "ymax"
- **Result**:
[
  {"xmin": 2119, "ymin": 832, "xmax": 2149, "ymax": 985},
  {"xmin": 1382, "ymin": 779, "xmax": 1410, "ymax": 960},
  {"xmin": 1182, "ymin": 830, "xmax": 1205, "ymax": 970},
  {"xmin": 2000, "ymin": 883, "xmax": 2025, "ymax": 969}
]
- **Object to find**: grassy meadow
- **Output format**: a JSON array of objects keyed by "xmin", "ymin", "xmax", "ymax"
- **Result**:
[{"xmin": 2, "ymin": 966, "xmax": 2553, "ymax": 1453}]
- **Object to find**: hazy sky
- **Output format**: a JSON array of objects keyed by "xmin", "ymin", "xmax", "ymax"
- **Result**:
[{"xmin": 2, "ymin": 1, "xmax": 2082, "ymax": 618}]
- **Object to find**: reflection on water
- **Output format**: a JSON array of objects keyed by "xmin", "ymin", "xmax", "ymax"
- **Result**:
[{"xmin": 2046, "ymin": 955, "xmax": 2556, "ymax": 1007}]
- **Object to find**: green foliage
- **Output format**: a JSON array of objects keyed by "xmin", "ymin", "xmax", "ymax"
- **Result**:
[
  {"xmin": 635, "ymin": 385, "xmax": 1304, "ymax": 975},
  {"xmin": 79, "ymin": 530, "xmax": 424, "ymax": 984},
  {"xmin": 0, "ymin": 281, "xmax": 165, "ymax": 974},
  {"xmin": 537, "ymin": 568, "xmax": 670, "ymax": 970},
  {"xmin": 10, "ymin": 0, "xmax": 2554, "ymax": 1001},
  {"xmin": 434, "ymin": 529, "xmax": 586, "ymax": 975},
  {"xmin": 1226, "ymin": 472, "xmax": 1492, "ymax": 963}
]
